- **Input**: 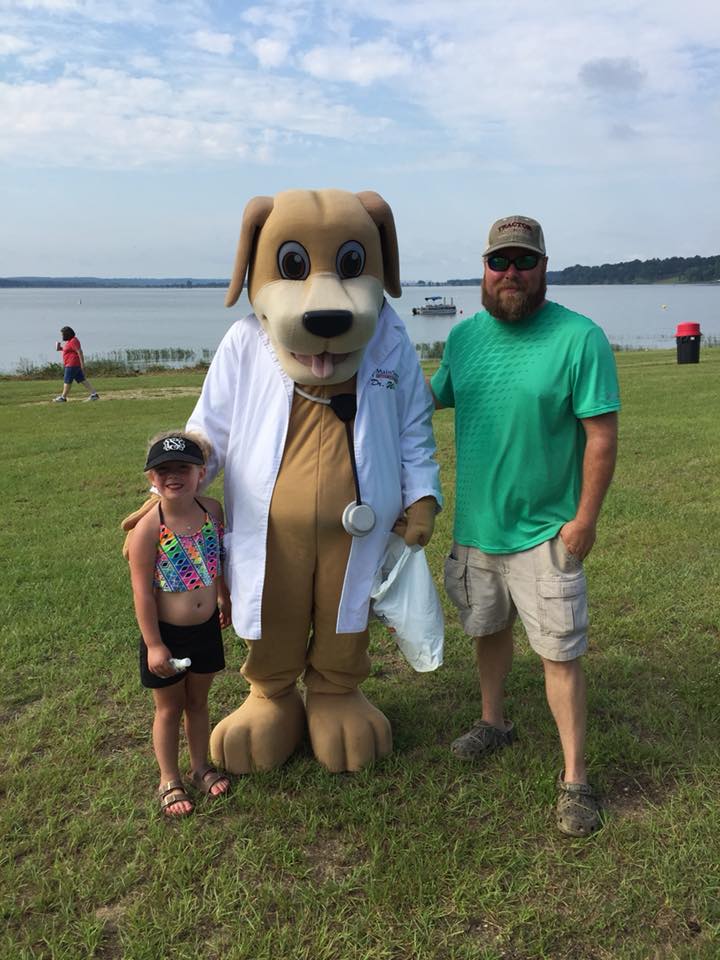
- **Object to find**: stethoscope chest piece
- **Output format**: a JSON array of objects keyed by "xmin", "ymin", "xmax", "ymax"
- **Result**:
[{"xmin": 342, "ymin": 502, "xmax": 376, "ymax": 537}]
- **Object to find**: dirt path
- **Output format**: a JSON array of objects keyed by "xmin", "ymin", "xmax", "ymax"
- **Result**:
[{"xmin": 25, "ymin": 386, "xmax": 201, "ymax": 406}]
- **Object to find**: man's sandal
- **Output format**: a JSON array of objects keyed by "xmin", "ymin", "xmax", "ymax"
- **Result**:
[
  {"xmin": 450, "ymin": 720, "xmax": 517, "ymax": 760},
  {"xmin": 556, "ymin": 772, "xmax": 602, "ymax": 837},
  {"xmin": 158, "ymin": 780, "xmax": 194, "ymax": 818},
  {"xmin": 189, "ymin": 765, "xmax": 230, "ymax": 799}
]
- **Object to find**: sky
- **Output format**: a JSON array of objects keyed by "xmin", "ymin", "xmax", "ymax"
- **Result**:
[{"xmin": 2, "ymin": 0, "xmax": 720, "ymax": 281}]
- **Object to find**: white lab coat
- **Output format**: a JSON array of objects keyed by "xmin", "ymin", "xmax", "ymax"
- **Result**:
[{"xmin": 187, "ymin": 300, "xmax": 442, "ymax": 638}]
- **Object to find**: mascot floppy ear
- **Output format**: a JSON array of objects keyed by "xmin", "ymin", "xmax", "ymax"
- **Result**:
[
  {"xmin": 225, "ymin": 195, "xmax": 275, "ymax": 307},
  {"xmin": 356, "ymin": 191, "xmax": 401, "ymax": 297}
]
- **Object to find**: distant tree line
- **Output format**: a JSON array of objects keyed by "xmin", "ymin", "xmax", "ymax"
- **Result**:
[
  {"xmin": 547, "ymin": 254, "xmax": 720, "ymax": 285},
  {"xmin": 443, "ymin": 254, "xmax": 720, "ymax": 286},
  {"xmin": 0, "ymin": 277, "xmax": 227, "ymax": 288},
  {"xmin": 4, "ymin": 253, "xmax": 720, "ymax": 289}
]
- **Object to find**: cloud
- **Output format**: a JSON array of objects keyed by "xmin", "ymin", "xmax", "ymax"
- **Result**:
[
  {"xmin": 0, "ymin": 70, "xmax": 248, "ymax": 165},
  {"xmin": 192, "ymin": 30, "xmax": 234, "ymax": 56},
  {"xmin": 240, "ymin": 4, "xmax": 307, "ymax": 71},
  {"xmin": 1, "ymin": 0, "xmax": 719, "ymax": 184},
  {"xmin": 0, "ymin": 32, "xmax": 32, "ymax": 54},
  {"xmin": 19, "ymin": 48, "xmax": 57, "ymax": 70},
  {"xmin": 252, "ymin": 37, "xmax": 290, "ymax": 69},
  {"xmin": 240, "ymin": 4, "xmax": 311, "ymax": 31},
  {"xmin": 301, "ymin": 39, "xmax": 413, "ymax": 86},
  {"xmin": 0, "ymin": 0, "xmax": 164, "ymax": 20},
  {"xmin": 0, "ymin": 58, "xmax": 390, "ymax": 168},
  {"xmin": 3, "ymin": 0, "xmax": 81, "ymax": 10},
  {"xmin": 579, "ymin": 57, "xmax": 646, "ymax": 94},
  {"xmin": 128, "ymin": 53, "xmax": 161, "ymax": 73},
  {"xmin": 609, "ymin": 122, "xmax": 641, "ymax": 141}
]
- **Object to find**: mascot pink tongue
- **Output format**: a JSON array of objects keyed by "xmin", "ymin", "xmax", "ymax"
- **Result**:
[
  {"xmin": 294, "ymin": 351, "xmax": 345, "ymax": 379},
  {"xmin": 313, "ymin": 352, "xmax": 337, "ymax": 378},
  {"xmin": 183, "ymin": 188, "xmax": 442, "ymax": 776}
]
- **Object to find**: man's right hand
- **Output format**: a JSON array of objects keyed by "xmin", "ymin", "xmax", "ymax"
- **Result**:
[{"xmin": 559, "ymin": 519, "xmax": 596, "ymax": 561}]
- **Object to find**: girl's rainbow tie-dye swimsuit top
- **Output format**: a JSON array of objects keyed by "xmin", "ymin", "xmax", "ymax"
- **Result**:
[{"xmin": 153, "ymin": 500, "xmax": 224, "ymax": 592}]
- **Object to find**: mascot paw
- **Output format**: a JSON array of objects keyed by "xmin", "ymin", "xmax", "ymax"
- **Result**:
[
  {"xmin": 210, "ymin": 687, "xmax": 306, "ymax": 774},
  {"xmin": 305, "ymin": 689, "xmax": 392, "ymax": 772},
  {"xmin": 120, "ymin": 494, "xmax": 161, "ymax": 560},
  {"xmin": 121, "ymin": 494, "xmax": 160, "ymax": 531},
  {"xmin": 394, "ymin": 495, "xmax": 437, "ymax": 547}
]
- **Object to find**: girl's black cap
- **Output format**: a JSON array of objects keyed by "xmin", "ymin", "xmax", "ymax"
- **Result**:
[{"xmin": 145, "ymin": 437, "xmax": 205, "ymax": 471}]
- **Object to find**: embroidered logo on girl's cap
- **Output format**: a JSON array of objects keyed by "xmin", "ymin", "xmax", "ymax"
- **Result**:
[
  {"xmin": 145, "ymin": 436, "xmax": 205, "ymax": 471},
  {"xmin": 162, "ymin": 437, "xmax": 186, "ymax": 452}
]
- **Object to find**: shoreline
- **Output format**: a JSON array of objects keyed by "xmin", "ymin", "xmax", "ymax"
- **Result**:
[
  {"xmin": 5, "ymin": 344, "xmax": 719, "ymax": 381},
  {"xmin": 3, "ymin": 279, "xmax": 720, "ymax": 289}
]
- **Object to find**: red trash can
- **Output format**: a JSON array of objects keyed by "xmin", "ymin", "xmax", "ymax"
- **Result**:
[{"xmin": 675, "ymin": 322, "xmax": 701, "ymax": 364}]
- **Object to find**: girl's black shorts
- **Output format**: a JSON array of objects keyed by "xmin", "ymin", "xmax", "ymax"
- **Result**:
[{"xmin": 139, "ymin": 609, "xmax": 225, "ymax": 689}]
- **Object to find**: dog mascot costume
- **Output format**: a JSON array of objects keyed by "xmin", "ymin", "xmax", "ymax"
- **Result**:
[{"xmin": 184, "ymin": 188, "xmax": 441, "ymax": 774}]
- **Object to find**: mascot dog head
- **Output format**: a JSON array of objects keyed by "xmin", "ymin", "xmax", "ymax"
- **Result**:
[{"xmin": 225, "ymin": 189, "xmax": 401, "ymax": 385}]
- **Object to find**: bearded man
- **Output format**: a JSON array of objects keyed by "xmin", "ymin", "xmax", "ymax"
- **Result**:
[{"xmin": 430, "ymin": 215, "xmax": 620, "ymax": 837}]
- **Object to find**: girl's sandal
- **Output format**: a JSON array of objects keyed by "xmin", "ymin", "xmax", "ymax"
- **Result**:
[
  {"xmin": 190, "ymin": 766, "xmax": 231, "ymax": 799},
  {"xmin": 158, "ymin": 779, "xmax": 194, "ymax": 818}
]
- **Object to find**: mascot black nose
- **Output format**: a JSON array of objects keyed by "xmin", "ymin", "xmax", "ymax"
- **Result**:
[{"xmin": 303, "ymin": 310, "xmax": 353, "ymax": 338}]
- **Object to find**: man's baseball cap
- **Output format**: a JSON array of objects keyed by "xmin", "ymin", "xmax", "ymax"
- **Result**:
[
  {"xmin": 483, "ymin": 215, "xmax": 546, "ymax": 257},
  {"xmin": 145, "ymin": 436, "xmax": 205, "ymax": 471}
]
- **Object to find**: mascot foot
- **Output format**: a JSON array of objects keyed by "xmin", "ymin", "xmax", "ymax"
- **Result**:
[
  {"xmin": 305, "ymin": 689, "xmax": 392, "ymax": 773},
  {"xmin": 210, "ymin": 687, "xmax": 306, "ymax": 774}
]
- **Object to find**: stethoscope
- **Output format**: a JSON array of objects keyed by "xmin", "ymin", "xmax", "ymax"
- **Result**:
[{"xmin": 294, "ymin": 385, "xmax": 376, "ymax": 537}]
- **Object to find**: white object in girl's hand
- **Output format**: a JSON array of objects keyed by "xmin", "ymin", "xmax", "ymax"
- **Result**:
[{"xmin": 168, "ymin": 657, "xmax": 191, "ymax": 672}]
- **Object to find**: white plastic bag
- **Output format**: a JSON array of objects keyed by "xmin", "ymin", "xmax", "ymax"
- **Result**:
[{"xmin": 370, "ymin": 533, "xmax": 444, "ymax": 672}]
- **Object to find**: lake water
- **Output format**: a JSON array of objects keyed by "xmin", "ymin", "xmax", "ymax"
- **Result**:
[{"xmin": 1, "ymin": 282, "xmax": 718, "ymax": 374}]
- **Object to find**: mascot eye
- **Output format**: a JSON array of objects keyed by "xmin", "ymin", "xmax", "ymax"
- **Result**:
[
  {"xmin": 277, "ymin": 241, "xmax": 310, "ymax": 280},
  {"xmin": 336, "ymin": 241, "xmax": 365, "ymax": 279}
]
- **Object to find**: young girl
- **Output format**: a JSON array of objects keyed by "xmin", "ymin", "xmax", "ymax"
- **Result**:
[{"xmin": 127, "ymin": 430, "xmax": 231, "ymax": 818}]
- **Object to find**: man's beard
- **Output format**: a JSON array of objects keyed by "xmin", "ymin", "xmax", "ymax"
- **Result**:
[{"xmin": 482, "ymin": 276, "xmax": 547, "ymax": 323}]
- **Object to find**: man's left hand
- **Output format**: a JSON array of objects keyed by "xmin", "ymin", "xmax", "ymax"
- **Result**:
[{"xmin": 559, "ymin": 519, "xmax": 596, "ymax": 561}]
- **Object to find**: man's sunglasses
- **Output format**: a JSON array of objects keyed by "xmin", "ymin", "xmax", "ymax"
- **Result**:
[{"xmin": 485, "ymin": 253, "xmax": 541, "ymax": 272}]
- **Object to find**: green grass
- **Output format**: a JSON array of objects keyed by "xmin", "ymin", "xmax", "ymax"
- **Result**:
[{"xmin": 2, "ymin": 348, "xmax": 719, "ymax": 959}]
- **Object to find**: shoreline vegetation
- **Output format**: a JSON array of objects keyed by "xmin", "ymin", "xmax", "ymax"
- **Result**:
[
  {"xmin": 2, "ymin": 253, "xmax": 720, "ymax": 289},
  {"xmin": 4, "ymin": 348, "xmax": 214, "ymax": 380},
  {"xmin": 5, "ymin": 339, "xmax": 719, "ymax": 380}
]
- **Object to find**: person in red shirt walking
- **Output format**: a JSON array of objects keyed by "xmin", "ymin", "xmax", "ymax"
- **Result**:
[{"xmin": 53, "ymin": 326, "xmax": 100, "ymax": 402}]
